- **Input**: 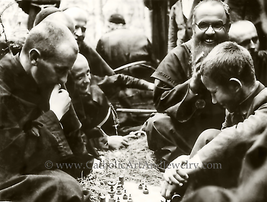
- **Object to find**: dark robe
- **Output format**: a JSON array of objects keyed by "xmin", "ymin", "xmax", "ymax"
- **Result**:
[
  {"xmin": 143, "ymin": 40, "xmax": 225, "ymax": 165},
  {"xmin": 0, "ymin": 53, "xmax": 91, "ymax": 201}
]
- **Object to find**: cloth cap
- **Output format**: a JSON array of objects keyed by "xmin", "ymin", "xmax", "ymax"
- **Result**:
[
  {"xmin": 108, "ymin": 13, "xmax": 126, "ymax": 25},
  {"xmin": 34, "ymin": 6, "xmax": 61, "ymax": 26}
]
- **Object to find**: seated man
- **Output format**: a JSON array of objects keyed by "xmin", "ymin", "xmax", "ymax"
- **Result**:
[
  {"xmin": 142, "ymin": 0, "xmax": 229, "ymax": 166},
  {"xmin": 229, "ymin": 20, "xmax": 267, "ymax": 86},
  {"xmin": 161, "ymin": 41, "xmax": 267, "ymax": 201},
  {"xmin": 0, "ymin": 21, "xmax": 91, "ymax": 201},
  {"xmin": 68, "ymin": 53, "xmax": 154, "ymax": 155}
]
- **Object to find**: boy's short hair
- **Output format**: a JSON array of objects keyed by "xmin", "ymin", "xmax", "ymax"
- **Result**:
[{"xmin": 200, "ymin": 41, "xmax": 255, "ymax": 87}]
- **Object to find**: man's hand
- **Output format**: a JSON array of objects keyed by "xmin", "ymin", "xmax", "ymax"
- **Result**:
[
  {"xmin": 49, "ymin": 84, "xmax": 71, "ymax": 120},
  {"xmin": 163, "ymin": 155, "xmax": 189, "ymax": 186},
  {"xmin": 161, "ymin": 155, "xmax": 189, "ymax": 199},
  {"xmin": 107, "ymin": 133, "xmax": 136, "ymax": 149},
  {"xmin": 189, "ymin": 52, "xmax": 204, "ymax": 94},
  {"xmin": 161, "ymin": 154, "xmax": 203, "ymax": 199},
  {"xmin": 160, "ymin": 180, "xmax": 180, "ymax": 200}
]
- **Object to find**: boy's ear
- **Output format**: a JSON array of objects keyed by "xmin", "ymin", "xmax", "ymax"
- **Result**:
[
  {"xmin": 29, "ymin": 48, "xmax": 41, "ymax": 66},
  {"xmin": 229, "ymin": 77, "xmax": 242, "ymax": 93}
]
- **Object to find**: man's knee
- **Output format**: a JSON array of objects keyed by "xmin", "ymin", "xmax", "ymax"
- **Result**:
[
  {"xmin": 142, "ymin": 113, "xmax": 173, "ymax": 148},
  {"xmin": 190, "ymin": 129, "xmax": 221, "ymax": 156}
]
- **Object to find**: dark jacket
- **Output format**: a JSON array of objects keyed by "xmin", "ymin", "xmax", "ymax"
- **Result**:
[{"xmin": 0, "ymin": 53, "xmax": 90, "ymax": 181}]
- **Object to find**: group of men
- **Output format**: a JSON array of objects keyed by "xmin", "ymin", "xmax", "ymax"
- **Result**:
[
  {"xmin": 0, "ymin": 0, "xmax": 267, "ymax": 201},
  {"xmin": 0, "ymin": 3, "xmax": 155, "ymax": 202},
  {"xmin": 143, "ymin": 0, "xmax": 267, "ymax": 202}
]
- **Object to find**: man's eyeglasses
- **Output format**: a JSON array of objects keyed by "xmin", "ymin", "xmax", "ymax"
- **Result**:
[{"xmin": 195, "ymin": 22, "xmax": 226, "ymax": 32}]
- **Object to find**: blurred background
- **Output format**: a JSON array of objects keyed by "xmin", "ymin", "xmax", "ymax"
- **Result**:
[{"xmin": 0, "ymin": 0, "xmax": 152, "ymax": 48}]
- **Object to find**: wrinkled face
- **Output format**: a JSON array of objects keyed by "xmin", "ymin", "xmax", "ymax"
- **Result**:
[
  {"xmin": 31, "ymin": 45, "xmax": 77, "ymax": 89},
  {"xmin": 193, "ymin": 2, "xmax": 229, "ymax": 48},
  {"xmin": 201, "ymin": 75, "xmax": 238, "ymax": 112},
  {"xmin": 71, "ymin": 58, "xmax": 91, "ymax": 94}
]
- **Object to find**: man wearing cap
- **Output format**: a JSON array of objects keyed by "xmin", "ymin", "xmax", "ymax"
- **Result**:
[
  {"xmin": 96, "ymin": 13, "xmax": 157, "ymax": 76},
  {"xmin": 106, "ymin": 13, "xmax": 126, "ymax": 32},
  {"xmin": 95, "ymin": 13, "xmax": 158, "ymax": 125}
]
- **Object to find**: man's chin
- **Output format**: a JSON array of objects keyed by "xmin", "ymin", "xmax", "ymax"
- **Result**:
[{"xmin": 192, "ymin": 40, "xmax": 216, "ymax": 62}]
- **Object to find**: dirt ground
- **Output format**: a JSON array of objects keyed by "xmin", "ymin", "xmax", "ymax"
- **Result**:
[{"xmin": 78, "ymin": 132, "xmax": 164, "ymax": 202}]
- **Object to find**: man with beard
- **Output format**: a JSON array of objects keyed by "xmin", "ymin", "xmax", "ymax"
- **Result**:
[
  {"xmin": 142, "ymin": 0, "xmax": 230, "ymax": 168},
  {"xmin": 229, "ymin": 20, "xmax": 267, "ymax": 86}
]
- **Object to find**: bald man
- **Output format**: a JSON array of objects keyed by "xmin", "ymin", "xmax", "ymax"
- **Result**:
[
  {"xmin": 68, "ymin": 53, "xmax": 140, "ymax": 152},
  {"xmin": 229, "ymin": 20, "xmax": 267, "ymax": 86},
  {"xmin": 64, "ymin": 7, "xmax": 115, "ymax": 77},
  {"xmin": 229, "ymin": 20, "xmax": 259, "ymax": 54},
  {"xmin": 0, "ymin": 21, "xmax": 91, "ymax": 202}
]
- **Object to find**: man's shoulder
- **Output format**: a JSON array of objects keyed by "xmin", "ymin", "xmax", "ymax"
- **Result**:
[
  {"xmin": 0, "ymin": 53, "xmax": 17, "ymax": 78},
  {"xmin": 152, "ymin": 41, "xmax": 192, "ymax": 86},
  {"xmin": 172, "ymin": 39, "xmax": 192, "ymax": 55},
  {"xmin": 154, "ymin": 40, "xmax": 192, "ymax": 73}
]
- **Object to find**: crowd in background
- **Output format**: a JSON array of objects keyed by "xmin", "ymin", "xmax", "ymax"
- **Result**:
[{"xmin": 0, "ymin": 0, "xmax": 267, "ymax": 202}]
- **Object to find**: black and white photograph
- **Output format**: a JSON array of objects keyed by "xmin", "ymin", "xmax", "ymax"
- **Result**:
[{"xmin": 0, "ymin": 0, "xmax": 267, "ymax": 201}]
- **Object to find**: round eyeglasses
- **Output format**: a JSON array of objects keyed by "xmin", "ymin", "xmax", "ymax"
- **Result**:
[{"xmin": 195, "ymin": 22, "xmax": 226, "ymax": 32}]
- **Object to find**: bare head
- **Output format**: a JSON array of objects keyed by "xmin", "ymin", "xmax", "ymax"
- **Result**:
[
  {"xmin": 34, "ymin": 7, "xmax": 75, "ymax": 33},
  {"xmin": 229, "ymin": 20, "xmax": 259, "ymax": 54},
  {"xmin": 21, "ymin": 21, "xmax": 79, "ymax": 90},
  {"xmin": 64, "ymin": 7, "xmax": 88, "ymax": 46},
  {"xmin": 200, "ymin": 41, "xmax": 255, "ymax": 112},
  {"xmin": 70, "ymin": 53, "xmax": 91, "ymax": 94}
]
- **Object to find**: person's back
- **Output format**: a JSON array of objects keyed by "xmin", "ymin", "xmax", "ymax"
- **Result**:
[
  {"xmin": 97, "ymin": 28, "xmax": 153, "ymax": 69},
  {"xmin": 96, "ymin": 13, "xmax": 157, "ymax": 81}
]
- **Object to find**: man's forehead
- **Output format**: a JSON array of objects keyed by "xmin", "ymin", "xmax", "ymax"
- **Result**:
[
  {"xmin": 72, "ymin": 65, "xmax": 89, "ymax": 76},
  {"xmin": 230, "ymin": 22, "xmax": 258, "ymax": 42},
  {"xmin": 195, "ymin": 1, "xmax": 226, "ymax": 22}
]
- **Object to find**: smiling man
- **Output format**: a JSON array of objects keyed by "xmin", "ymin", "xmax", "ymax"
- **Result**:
[{"xmin": 143, "ymin": 0, "xmax": 230, "ymax": 167}]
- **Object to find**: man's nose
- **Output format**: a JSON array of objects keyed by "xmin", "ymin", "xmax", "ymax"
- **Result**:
[
  {"xmin": 248, "ymin": 39, "xmax": 256, "ymax": 50},
  {"xmin": 205, "ymin": 25, "xmax": 215, "ymax": 35},
  {"xmin": 75, "ymin": 28, "xmax": 83, "ymax": 36},
  {"xmin": 211, "ymin": 96, "xmax": 217, "ymax": 104},
  {"xmin": 83, "ymin": 76, "xmax": 90, "ymax": 84}
]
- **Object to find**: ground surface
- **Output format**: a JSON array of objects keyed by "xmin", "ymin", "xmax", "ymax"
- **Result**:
[{"xmin": 78, "ymin": 133, "xmax": 164, "ymax": 202}]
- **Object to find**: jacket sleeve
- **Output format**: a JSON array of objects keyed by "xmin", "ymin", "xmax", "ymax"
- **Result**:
[
  {"xmin": 197, "ymin": 107, "xmax": 267, "ymax": 165},
  {"xmin": 97, "ymin": 74, "xmax": 153, "ymax": 98},
  {"xmin": 0, "ymin": 96, "xmax": 87, "ymax": 181}
]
